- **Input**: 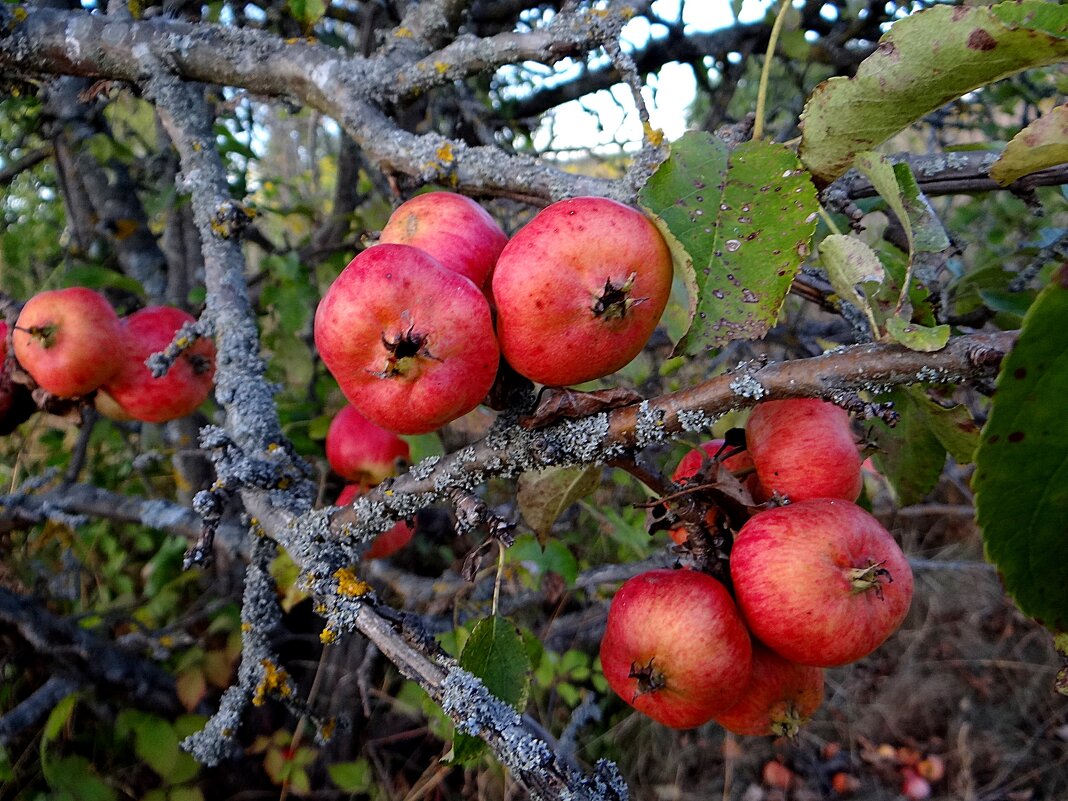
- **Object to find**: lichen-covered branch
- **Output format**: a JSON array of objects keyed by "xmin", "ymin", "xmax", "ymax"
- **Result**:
[{"xmin": 334, "ymin": 330, "xmax": 1016, "ymax": 536}]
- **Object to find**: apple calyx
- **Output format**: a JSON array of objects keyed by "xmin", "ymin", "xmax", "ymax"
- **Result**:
[
  {"xmin": 15, "ymin": 324, "xmax": 58, "ymax": 348},
  {"xmin": 628, "ymin": 657, "xmax": 667, "ymax": 698},
  {"xmin": 373, "ymin": 323, "xmax": 438, "ymax": 379},
  {"xmin": 188, "ymin": 353, "xmax": 214, "ymax": 376},
  {"xmin": 770, "ymin": 705, "xmax": 805, "ymax": 739},
  {"xmin": 849, "ymin": 560, "xmax": 892, "ymax": 597},
  {"xmin": 591, "ymin": 272, "xmax": 646, "ymax": 321}
]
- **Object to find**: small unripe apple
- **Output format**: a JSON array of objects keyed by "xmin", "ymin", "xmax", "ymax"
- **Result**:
[
  {"xmin": 492, "ymin": 197, "xmax": 673, "ymax": 386},
  {"xmin": 101, "ymin": 306, "xmax": 216, "ymax": 423},
  {"xmin": 12, "ymin": 287, "xmax": 123, "ymax": 398},
  {"xmin": 730, "ymin": 499, "xmax": 913, "ymax": 667},
  {"xmin": 378, "ymin": 192, "xmax": 508, "ymax": 289},
  {"xmin": 314, "ymin": 244, "xmax": 499, "ymax": 435},
  {"xmin": 600, "ymin": 568, "xmax": 752, "ymax": 729},
  {"xmin": 712, "ymin": 644, "xmax": 824, "ymax": 737},
  {"xmin": 746, "ymin": 399, "xmax": 862, "ymax": 502},
  {"xmin": 336, "ymin": 483, "xmax": 414, "ymax": 559},
  {"xmin": 326, "ymin": 404, "xmax": 410, "ymax": 485}
]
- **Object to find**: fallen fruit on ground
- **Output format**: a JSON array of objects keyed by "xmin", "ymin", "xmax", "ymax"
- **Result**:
[
  {"xmin": 12, "ymin": 287, "xmax": 123, "ymax": 398},
  {"xmin": 492, "ymin": 196, "xmax": 673, "ymax": 386},
  {"xmin": 599, "ymin": 568, "xmax": 752, "ymax": 729},
  {"xmin": 730, "ymin": 498, "xmax": 913, "ymax": 667},
  {"xmin": 314, "ymin": 244, "xmax": 499, "ymax": 435}
]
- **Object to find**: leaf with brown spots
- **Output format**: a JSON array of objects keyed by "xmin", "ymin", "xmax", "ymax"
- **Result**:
[
  {"xmin": 990, "ymin": 104, "xmax": 1068, "ymax": 186},
  {"xmin": 975, "ymin": 273, "xmax": 1068, "ymax": 633},
  {"xmin": 639, "ymin": 132, "xmax": 818, "ymax": 353},
  {"xmin": 800, "ymin": 2, "xmax": 1068, "ymax": 184}
]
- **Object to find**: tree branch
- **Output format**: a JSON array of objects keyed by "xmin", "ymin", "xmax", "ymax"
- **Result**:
[{"xmin": 0, "ymin": 586, "xmax": 181, "ymax": 717}]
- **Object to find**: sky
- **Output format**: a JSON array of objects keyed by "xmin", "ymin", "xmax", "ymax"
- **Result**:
[{"xmin": 522, "ymin": 0, "xmax": 777, "ymax": 154}]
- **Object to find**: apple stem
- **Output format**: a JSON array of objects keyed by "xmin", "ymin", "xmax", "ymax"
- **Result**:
[
  {"xmin": 849, "ymin": 560, "xmax": 892, "ymax": 597},
  {"xmin": 591, "ymin": 272, "xmax": 647, "ymax": 320}
]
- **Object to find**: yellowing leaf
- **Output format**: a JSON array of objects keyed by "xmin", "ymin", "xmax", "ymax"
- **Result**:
[{"xmin": 990, "ymin": 104, "xmax": 1068, "ymax": 186}]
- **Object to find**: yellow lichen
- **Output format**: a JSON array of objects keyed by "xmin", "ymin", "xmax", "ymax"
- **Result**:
[
  {"xmin": 333, "ymin": 567, "xmax": 372, "ymax": 598},
  {"xmin": 643, "ymin": 122, "xmax": 665, "ymax": 148},
  {"xmin": 252, "ymin": 659, "xmax": 292, "ymax": 706},
  {"xmin": 319, "ymin": 718, "xmax": 336, "ymax": 741},
  {"xmin": 320, "ymin": 627, "xmax": 338, "ymax": 644},
  {"xmin": 436, "ymin": 143, "xmax": 454, "ymax": 164}
]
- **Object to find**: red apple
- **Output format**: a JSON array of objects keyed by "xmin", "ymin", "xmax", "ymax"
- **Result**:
[
  {"xmin": 673, "ymin": 438, "xmax": 755, "ymax": 481},
  {"xmin": 336, "ymin": 483, "xmax": 414, "ymax": 559},
  {"xmin": 101, "ymin": 306, "xmax": 216, "ymax": 423},
  {"xmin": 668, "ymin": 439, "xmax": 756, "ymax": 545},
  {"xmin": 746, "ymin": 399, "xmax": 862, "ymax": 502},
  {"xmin": 730, "ymin": 499, "xmax": 913, "ymax": 667},
  {"xmin": 491, "ymin": 197, "xmax": 673, "ymax": 386},
  {"xmin": 712, "ymin": 644, "xmax": 824, "ymax": 737},
  {"xmin": 0, "ymin": 321, "xmax": 35, "ymax": 434},
  {"xmin": 314, "ymin": 244, "xmax": 499, "ymax": 435},
  {"xmin": 378, "ymin": 192, "xmax": 508, "ymax": 288},
  {"xmin": 12, "ymin": 287, "xmax": 123, "ymax": 398},
  {"xmin": 599, "ymin": 569, "xmax": 752, "ymax": 729},
  {"xmin": 326, "ymin": 404, "xmax": 410, "ymax": 485}
]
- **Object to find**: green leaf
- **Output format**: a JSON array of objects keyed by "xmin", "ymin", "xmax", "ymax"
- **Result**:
[
  {"xmin": 975, "ymin": 268, "xmax": 1068, "ymax": 632},
  {"xmin": 44, "ymin": 755, "xmax": 117, "ymax": 801},
  {"xmin": 327, "ymin": 759, "xmax": 374, "ymax": 792},
  {"xmin": 450, "ymin": 616, "xmax": 531, "ymax": 765},
  {"xmin": 61, "ymin": 265, "xmax": 145, "ymax": 296},
  {"xmin": 990, "ymin": 103, "xmax": 1068, "ymax": 186},
  {"xmin": 517, "ymin": 466, "xmax": 600, "ymax": 544},
  {"xmin": 884, "ymin": 317, "xmax": 950, "ymax": 352},
  {"xmin": 508, "ymin": 534, "xmax": 580, "ymax": 586},
  {"xmin": 818, "ymin": 234, "xmax": 884, "ymax": 326},
  {"xmin": 42, "ymin": 692, "xmax": 78, "ymax": 745},
  {"xmin": 854, "ymin": 154, "xmax": 950, "ymax": 256},
  {"xmin": 135, "ymin": 718, "xmax": 184, "ymax": 781},
  {"xmin": 871, "ymin": 387, "xmax": 979, "ymax": 505},
  {"xmin": 801, "ymin": 2, "xmax": 1068, "ymax": 183},
  {"xmin": 639, "ymin": 131, "xmax": 819, "ymax": 353},
  {"xmin": 287, "ymin": 0, "xmax": 325, "ymax": 29}
]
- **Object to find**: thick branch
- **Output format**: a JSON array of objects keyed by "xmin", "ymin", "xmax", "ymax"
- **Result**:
[{"xmin": 334, "ymin": 330, "xmax": 1016, "ymax": 532}]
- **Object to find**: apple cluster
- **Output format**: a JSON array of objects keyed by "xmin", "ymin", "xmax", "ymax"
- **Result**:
[
  {"xmin": 3, "ymin": 287, "xmax": 216, "ymax": 424},
  {"xmin": 600, "ymin": 399, "xmax": 914, "ymax": 735},
  {"xmin": 313, "ymin": 192, "xmax": 674, "ymax": 435}
]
